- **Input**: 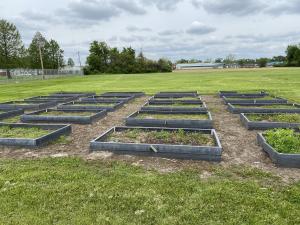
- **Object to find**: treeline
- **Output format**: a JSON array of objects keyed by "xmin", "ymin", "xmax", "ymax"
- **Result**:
[
  {"xmin": 176, "ymin": 44, "xmax": 300, "ymax": 68},
  {"xmin": 84, "ymin": 41, "xmax": 172, "ymax": 75},
  {"xmin": 0, "ymin": 19, "xmax": 69, "ymax": 78}
]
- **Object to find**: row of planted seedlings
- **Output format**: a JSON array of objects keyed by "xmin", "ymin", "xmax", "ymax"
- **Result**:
[
  {"xmin": 0, "ymin": 92, "xmax": 143, "ymax": 147},
  {"xmin": 220, "ymin": 90, "xmax": 300, "ymax": 168},
  {"xmin": 90, "ymin": 91, "xmax": 223, "ymax": 161}
]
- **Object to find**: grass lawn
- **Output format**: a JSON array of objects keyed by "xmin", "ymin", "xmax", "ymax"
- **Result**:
[
  {"xmin": 0, "ymin": 68, "xmax": 300, "ymax": 224},
  {"xmin": 0, "ymin": 68, "xmax": 300, "ymax": 102},
  {"xmin": 0, "ymin": 158, "xmax": 299, "ymax": 225}
]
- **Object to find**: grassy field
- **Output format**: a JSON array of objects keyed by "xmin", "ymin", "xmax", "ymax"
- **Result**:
[
  {"xmin": 0, "ymin": 68, "xmax": 300, "ymax": 102},
  {"xmin": 0, "ymin": 158, "xmax": 299, "ymax": 225},
  {"xmin": 0, "ymin": 68, "xmax": 300, "ymax": 224}
]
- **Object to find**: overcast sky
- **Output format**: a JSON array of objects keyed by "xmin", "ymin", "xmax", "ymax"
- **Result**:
[{"xmin": 1, "ymin": 0, "xmax": 300, "ymax": 64}]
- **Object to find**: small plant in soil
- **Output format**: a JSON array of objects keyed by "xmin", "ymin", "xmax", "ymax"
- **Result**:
[
  {"xmin": 248, "ymin": 114, "xmax": 300, "ymax": 123},
  {"xmin": 108, "ymin": 129, "xmax": 215, "ymax": 146},
  {"xmin": 235, "ymin": 104, "xmax": 298, "ymax": 109},
  {"xmin": 264, "ymin": 129, "xmax": 300, "ymax": 154},
  {"xmin": 40, "ymin": 111, "xmax": 95, "ymax": 116},
  {"xmin": 0, "ymin": 126, "xmax": 50, "ymax": 138},
  {"xmin": 149, "ymin": 103, "xmax": 202, "ymax": 108},
  {"xmin": 136, "ymin": 113, "xmax": 209, "ymax": 120},
  {"xmin": 0, "ymin": 116, "xmax": 21, "ymax": 123}
]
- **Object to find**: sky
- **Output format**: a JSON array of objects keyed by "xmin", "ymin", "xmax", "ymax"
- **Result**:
[{"xmin": 1, "ymin": 0, "xmax": 300, "ymax": 64}]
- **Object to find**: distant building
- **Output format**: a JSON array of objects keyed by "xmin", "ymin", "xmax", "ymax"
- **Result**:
[{"xmin": 176, "ymin": 63, "xmax": 224, "ymax": 70}]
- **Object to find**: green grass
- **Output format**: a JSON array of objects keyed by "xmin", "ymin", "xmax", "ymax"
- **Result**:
[
  {"xmin": 108, "ymin": 129, "xmax": 215, "ymax": 146},
  {"xmin": 40, "ymin": 111, "xmax": 94, "ymax": 116},
  {"xmin": 136, "ymin": 113, "xmax": 209, "ymax": 120},
  {"xmin": 0, "ymin": 68, "xmax": 300, "ymax": 102},
  {"xmin": 235, "ymin": 104, "xmax": 298, "ymax": 109},
  {"xmin": 247, "ymin": 113, "xmax": 300, "ymax": 123},
  {"xmin": 0, "ymin": 158, "xmax": 299, "ymax": 224},
  {"xmin": 0, "ymin": 115, "xmax": 21, "ymax": 123},
  {"xmin": 154, "ymin": 97, "xmax": 201, "ymax": 100},
  {"xmin": 0, "ymin": 126, "xmax": 49, "ymax": 138},
  {"xmin": 264, "ymin": 129, "xmax": 300, "ymax": 154},
  {"xmin": 226, "ymin": 96, "xmax": 280, "ymax": 100}
]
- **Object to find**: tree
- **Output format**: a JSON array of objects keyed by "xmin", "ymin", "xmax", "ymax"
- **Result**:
[
  {"xmin": 28, "ymin": 32, "xmax": 48, "ymax": 70},
  {"xmin": 256, "ymin": 58, "xmax": 269, "ymax": 68},
  {"xmin": 67, "ymin": 58, "xmax": 75, "ymax": 67},
  {"xmin": 86, "ymin": 41, "xmax": 110, "ymax": 73},
  {"xmin": 286, "ymin": 45, "xmax": 300, "ymax": 66},
  {"xmin": 47, "ymin": 39, "xmax": 64, "ymax": 69},
  {"xmin": 0, "ymin": 19, "xmax": 25, "ymax": 78}
]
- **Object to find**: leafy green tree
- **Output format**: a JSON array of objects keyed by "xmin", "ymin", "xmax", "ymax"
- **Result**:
[
  {"xmin": 28, "ymin": 32, "xmax": 48, "ymax": 69},
  {"xmin": 47, "ymin": 39, "xmax": 64, "ymax": 69},
  {"xmin": 256, "ymin": 58, "xmax": 269, "ymax": 68},
  {"xmin": 86, "ymin": 41, "xmax": 110, "ymax": 73},
  {"xmin": 67, "ymin": 58, "xmax": 75, "ymax": 67},
  {"xmin": 286, "ymin": 45, "xmax": 300, "ymax": 66},
  {"xmin": 0, "ymin": 19, "xmax": 25, "ymax": 78}
]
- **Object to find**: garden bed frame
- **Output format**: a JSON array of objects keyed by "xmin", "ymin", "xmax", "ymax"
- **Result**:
[
  {"xmin": 219, "ymin": 91, "xmax": 268, "ymax": 98},
  {"xmin": 57, "ymin": 101, "xmax": 124, "ymax": 112},
  {"xmin": 154, "ymin": 91, "xmax": 198, "ymax": 98},
  {"xmin": 80, "ymin": 96, "xmax": 135, "ymax": 103},
  {"xmin": 0, "ymin": 123, "xmax": 71, "ymax": 147},
  {"xmin": 240, "ymin": 113, "xmax": 300, "ymax": 130},
  {"xmin": 26, "ymin": 96, "xmax": 78, "ymax": 103},
  {"xmin": 50, "ymin": 92, "xmax": 96, "ymax": 98},
  {"xmin": 223, "ymin": 96, "xmax": 287, "ymax": 104},
  {"xmin": 126, "ymin": 111, "xmax": 213, "ymax": 129},
  {"xmin": 21, "ymin": 109, "xmax": 107, "ymax": 124},
  {"xmin": 100, "ymin": 92, "xmax": 145, "ymax": 97},
  {"xmin": 148, "ymin": 97, "xmax": 202, "ymax": 105},
  {"xmin": 0, "ymin": 109, "xmax": 24, "ymax": 120},
  {"xmin": 90, "ymin": 126, "xmax": 222, "ymax": 161},
  {"xmin": 0, "ymin": 101, "xmax": 57, "ymax": 110},
  {"xmin": 228, "ymin": 103, "xmax": 300, "ymax": 114},
  {"xmin": 257, "ymin": 132, "xmax": 300, "ymax": 168},
  {"xmin": 141, "ymin": 102, "xmax": 208, "ymax": 112}
]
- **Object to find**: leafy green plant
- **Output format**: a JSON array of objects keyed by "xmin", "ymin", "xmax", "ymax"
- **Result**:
[
  {"xmin": 0, "ymin": 116, "xmax": 21, "ymax": 123},
  {"xmin": 264, "ymin": 129, "xmax": 300, "ymax": 154},
  {"xmin": 248, "ymin": 113, "xmax": 300, "ymax": 123},
  {"xmin": 0, "ymin": 126, "xmax": 50, "ymax": 138}
]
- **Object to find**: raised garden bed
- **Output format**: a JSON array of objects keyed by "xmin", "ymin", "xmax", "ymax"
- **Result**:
[
  {"xmin": 50, "ymin": 92, "xmax": 96, "ymax": 98},
  {"xmin": 80, "ymin": 96, "xmax": 134, "ymax": 103},
  {"xmin": 0, "ymin": 123, "xmax": 71, "ymax": 147},
  {"xmin": 100, "ymin": 92, "xmax": 145, "ymax": 97},
  {"xmin": 141, "ymin": 102, "xmax": 208, "ymax": 112},
  {"xmin": 219, "ymin": 91, "xmax": 268, "ymax": 98},
  {"xmin": 21, "ymin": 109, "xmax": 107, "ymax": 124},
  {"xmin": 0, "ymin": 101, "xmax": 57, "ymax": 110},
  {"xmin": 0, "ymin": 109, "xmax": 24, "ymax": 120},
  {"xmin": 0, "ymin": 115, "xmax": 22, "ymax": 123},
  {"xmin": 228, "ymin": 103, "xmax": 300, "ymax": 114},
  {"xmin": 257, "ymin": 129, "xmax": 300, "ymax": 168},
  {"xmin": 154, "ymin": 91, "xmax": 198, "ymax": 98},
  {"xmin": 126, "ymin": 111, "xmax": 213, "ymax": 129},
  {"xmin": 26, "ymin": 96, "xmax": 78, "ymax": 103},
  {"xmin": 90, "ymin": 127, "xmax": 222, "ymax": 161},
  {"xmin": 149, "ymin": 96, "xmax": 202, "ymax": 104},
  {"xmin": 223, "ymin": 96, "xmax": 287, "ymax": 104},
  {"xmin": 57, "ymin": 101, "xmax": 124, "ymax": 112},
  {"xmin": 240, "ymin": 113, "xmax": 300, "ymax": 130}
]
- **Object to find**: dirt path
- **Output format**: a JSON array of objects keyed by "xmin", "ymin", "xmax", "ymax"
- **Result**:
[{"xmin": 0, "ymin": 95, "xmax": 299, "ymax": 182}]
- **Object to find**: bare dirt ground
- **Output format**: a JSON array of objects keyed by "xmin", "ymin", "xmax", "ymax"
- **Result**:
[{"xmin": 0, "ymin": 95, "xmax": 299, "ymax": 182}]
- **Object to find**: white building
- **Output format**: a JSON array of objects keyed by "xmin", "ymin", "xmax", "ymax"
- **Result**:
[{"xmin": 176, "ymin": 63, "xmax": 224, "ymax": 70}]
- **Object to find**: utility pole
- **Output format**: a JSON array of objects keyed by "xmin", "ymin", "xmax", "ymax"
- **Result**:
[
  {"xmin": 77, "ymin": 51, "xmax": 82, "ymax": 68},
  {"xmin": 36, "ymin": 32, "xmax": 45, "ymax": 79}
]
